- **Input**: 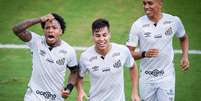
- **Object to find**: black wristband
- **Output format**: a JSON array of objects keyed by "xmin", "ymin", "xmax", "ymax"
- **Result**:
[
  {"xmin": 141, "ymin": 51, "xmax": 146, "ymax": 58},
  {"xmin": 64, "ymin": 83, "xmax": 74, "ymax": 93}
]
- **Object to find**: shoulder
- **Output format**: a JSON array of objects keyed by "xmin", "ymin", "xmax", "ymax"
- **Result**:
[
  {"xmin": 60, "ymin": 40, "xmax": 76, "ymax": 53},
  {"xmin": 163, "ymin": 13, "xmax": 181, "ymax": 22},
  {"xmin": 131, "ymin": 15, "xmax": 149, "ymax": 28},
  {"xmin": 112, "ymin": 43, "xmax": 129, "ymax": 52},
  {"xmin": 80, "ymin": 45, "xmax": 95, "ymax": 59}
]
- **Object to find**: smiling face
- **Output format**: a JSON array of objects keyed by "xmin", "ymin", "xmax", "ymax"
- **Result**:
[
  {"xmin": 93, "ymin": 26, "xmax": 111, "ymax": 54},
  {"xmin": 43, "ymin": 19, "xmax": 62, "ymax": 46},
  {"xmin": 143, "ymin": 0, "xmax": 162, "ymax": 20}
]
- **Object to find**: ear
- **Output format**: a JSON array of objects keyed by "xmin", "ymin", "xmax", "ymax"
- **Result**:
[{"xmin": 59, "ymin": 29, "xmax": 63, "ymax": 35}]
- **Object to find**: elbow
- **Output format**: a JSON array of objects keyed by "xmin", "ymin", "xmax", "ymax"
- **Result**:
[{"xmin": 12, "ymin": 25, "xmax": 19, "ymax": 35}]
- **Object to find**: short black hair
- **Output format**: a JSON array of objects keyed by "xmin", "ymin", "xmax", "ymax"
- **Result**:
[
  {"xmin": 41, "ymin": 13, "xmax": 66, "ymax": 34},
  {"xmin": 92, "ymin": 18, "xmax": 110, "ymax": 33}
]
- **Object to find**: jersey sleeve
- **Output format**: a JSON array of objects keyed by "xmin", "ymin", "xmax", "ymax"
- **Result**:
[
  {"xmin": 25, "ymin": 31, "xmax": 40, "ymax": 49},
  {"xmin": 175, "ymin": 16, "xmax": 186, "ymax": 38},
  {"xmin": 124, "ymin": 47, "xmax": 135, "ymax": 68},
  {"xmin": 126, "ymin": 23, "xmax": 140, "ymax": 47},
  {"xmin": 79, "ymin": 54, "xmax": 88, "ymax": 77},
  {"xmin": 67, "ymin": 48, "xmax": 78, "ymax": 68}
]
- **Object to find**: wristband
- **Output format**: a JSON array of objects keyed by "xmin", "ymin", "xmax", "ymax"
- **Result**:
[
  {"xmin": 141, "ymin": 51, "xmax": 146, "ymax": 58},
  {"xmin": 64, "ymin": 83, "xmax": 74, "ymax": 93}
]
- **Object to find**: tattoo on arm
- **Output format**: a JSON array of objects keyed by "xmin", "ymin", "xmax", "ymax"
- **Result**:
[{"xmin": 12, "ymin": 18, "xmax": 41, "ymax": 42}]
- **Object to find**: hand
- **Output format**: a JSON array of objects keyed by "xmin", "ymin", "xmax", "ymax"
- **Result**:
[
  {"xmin": 40, "ymin": 13, "xmax": 54, "ymax": 22},
  {"xmin": 131, "ymin": 93, "xmax": 140, "ymax": 101},
  {"xmin": 145, "ymin": 48, "xmax": 159, "ymax": 58},
  {"xmin": 76, "ymin": 89, "xmax": 88, "ymax": 101},
  {"xmin": 61, "ymin": 89, "xmax": 70, "ymax": 99},
  {"xmin": 180, "ymin": 56, "xmax": 190, "ymax": 71}
]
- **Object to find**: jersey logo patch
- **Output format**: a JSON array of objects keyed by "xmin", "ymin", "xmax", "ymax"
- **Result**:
[
  {"xmin": 92, "ymin": 66, "xmax": 99, "ymax": 71},
  {"xmin": 165, "ymin": 27, "xmax": 173, "ymax": 36},
  {"xmin": 154, "ymin": 34, "xmax": 162, "ymax": 38},
  {"xmin": 89, "ymin": 56, "xmax": 97, "ymax": 62},
  {"xmin": 163, "ymin": 21, "xmax": 172, "ymax": 25},
  {"xmin": 102, "ymin": 67, "xmax": 110, "ymax": 72},
  {"xmin": 46, "ymin": 58, "xmax": 54, "ymax": 63},
  {"xmin": 36, "ymin": 90, "xmax": 56, "ymax": 100},
  {"xmin": 145, "ymin": 69, "xmax": 164, "ymax": 77},
  {"xmin": 113, "ymin": 60, "xmax": 122, "ymax": 68},
  {"xmin": 59, "ymin": 50, "xmax": 67, "ymax": 54},
  {"xmin": 40, "ymin": 50, "xmax": 46, "ymax": 56},
  {"xmin": 56, "ymin": 58, "xmax": 65, "ymax": 65},
  {"xmin": 144, "ymin": 32, "xmax": 151, "ymax": 37},
  {"xmin": 142, "ymin": 24, "xmax": 150, "ymax": 28},
  {"xmin": 112, "ymin": 52, "xmax": 120, "ymax": 57}
]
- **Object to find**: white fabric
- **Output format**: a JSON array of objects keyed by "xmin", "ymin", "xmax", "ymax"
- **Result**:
[
  {"xmin": 24, "ymin": 32, "xmax": 78, "ymax": 101},
  {"xmin": 127, "ymin": 13, "xmax": 185, "ymax": 101},
  {"xmin": 79, "ymin": 43, "xmax": 135, "ymax": 101}
]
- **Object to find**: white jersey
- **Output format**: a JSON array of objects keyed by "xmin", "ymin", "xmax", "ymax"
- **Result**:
[
  {"xmin": 127, "ymin": 13, "xmax": 186, "ymax": 83},
  {"xmin": 79, "ymin": 43, "xmax": 135, "ymax": 101},
  {"xmin": 25, "ymin": 32, "xmax": 78, "ymax": 101}
]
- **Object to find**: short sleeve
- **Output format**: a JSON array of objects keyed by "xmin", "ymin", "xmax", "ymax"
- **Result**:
[
  {"xmin": 124, "ymin": 47, "xmax": 135, "ymax": 68},
  {"xmin": 175, "ymin": 16, "xmax": 186, "ymax": 38},
  {"xmin": 25, "ymin": 31, "xmax": 40, "ymax": 49},
  {"xmin": 126, "ymin": 23, "xmax": 140, "ymax": 47},
  {"xmin": 67, "ymin": 48, "xmax": 78, "ymax": 68},
  {"xmin": 79, "ymin": 54, "xmax": 88, "ymax": 77}
]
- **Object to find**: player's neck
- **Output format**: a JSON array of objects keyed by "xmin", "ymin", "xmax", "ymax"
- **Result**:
[
  {"xmin": 95, "ymin": 43, "xmax": 112, "ymax": 56},
  {"xmin": 47, "ymin": 40, "xmax": 61, "ymax": 47},
  {"xmin": 149, "ymin": 13, "xmax": 162, "ymax": 23}
]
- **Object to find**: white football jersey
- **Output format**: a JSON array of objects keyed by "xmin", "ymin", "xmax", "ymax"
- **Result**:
[
  {"xmin": 25, "ymin": 32, "xmax": 78, "ymax": 101},
  {"xmin": 79, "ymin": 43, "xmax": 135, "ymax": 101},
  {"xmin": 127, "ymin": 13, "xmax": 186, "ymax": 83}
]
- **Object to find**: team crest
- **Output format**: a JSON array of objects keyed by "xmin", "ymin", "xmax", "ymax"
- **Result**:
[
  {"xmin": 113, "ymin": 60, "xmax": 122, "ymax": 68},
  {"xmin": 165, "ymin": 27, "xmax": 173, "ymax": 36}
]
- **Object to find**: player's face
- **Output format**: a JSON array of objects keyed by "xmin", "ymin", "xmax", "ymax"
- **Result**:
[
  {"xmin": 44, "ymin": 19, "xmax": 62, "ymax": 46},
  {"xmin": 143, "ymin": 0, "xmax": 162, "ymax": 19},
  {"xmin": 93, "ymin": 26, "xmax": 111, "ymax": 52}
]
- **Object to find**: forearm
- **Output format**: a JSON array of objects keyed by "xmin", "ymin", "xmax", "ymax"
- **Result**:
[
  {"xmin": 130, "ymin": 65, "xmax": 139, "ymax": 94},
  {"xmin": 12, "ymin": 18, "xmax": 41, "ymax": 35},
  {"xmin": 180, "ymin": 34, "xmax": 189, "ymax": 57}
]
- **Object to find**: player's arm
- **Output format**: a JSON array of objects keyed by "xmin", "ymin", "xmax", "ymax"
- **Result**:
[
  {"xmin": 179, "ymin": 34, "xmax": 189, "ymax": 71},
  {"xmin": 62, "ymin": 65, "xmax": 79, "ymax": 99},
  {"xmin": 127, "ymin": 46, "xmax": 159, "ymax": 60},
  {"xmin": 75, "ymin": 76, "xmax": 88, "ymax": 101},
  {"xmin": 12, "ymin": 14, "xmax": 54, "ymax": 42},
  {"xmin": 129, "ymin": 64, "xmax": 140, "ymax": 101}
]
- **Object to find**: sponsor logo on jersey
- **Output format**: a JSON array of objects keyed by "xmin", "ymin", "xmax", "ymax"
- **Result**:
[
  {"xmin": 165, "ymin": 27, "xmax": 173, "ymax": 36},
  {"xmin": 163, "ymin": 21, "xmax": 172, "ymax": 25},
  {"xmin": 92, "ymin": 66, "xmax": 99, "ymax": 71},
  {"xmin": 142, "ymin": 24, "xmax": 150, "ymax": 28},
  {"xmin": 144, "ymin": 32, "xmax": 151, "ymax": 37},
  {"xmin": 40, "ymin": 50, "xmax": 46, "ymax": 56},
  {"xmin": 59, "ymin": 50, "xmax": 67, "ymax": 54},
  {"xmin": 113, "ymin": 60, "xmax": 122, "ymax": 68},
  {"xmin": 102, "ymin": 67, "xmax": 110, "ymax": 72},
  {"xmin": 154, "ymin": 34, "xmax": 162, "ymax": 38},
  {"xmin": 56, "ymin": 58, "xmax": 65, "ymax": 65},
  {"xmin": 36, "ymin": 90, "xmax": 56, "ymax": 100},
  {"xmin": 89, "ymin": 56, "xmax": 98, "ymax": 62},
  {"xmin": 46, "ymin": 58, "xmax": 54, "ymax": 63},
  {"xmin": 112, "ymin": 52, "xmax": 120, "ymax": 57},
  {"xmin": 145, "ymin": 69, "xmax": 164, "ymax": 77}
]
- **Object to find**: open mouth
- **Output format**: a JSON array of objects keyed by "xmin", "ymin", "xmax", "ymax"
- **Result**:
[{"xmin": 48, "ymin": 35, "xmax": 55, "ymax": 39}]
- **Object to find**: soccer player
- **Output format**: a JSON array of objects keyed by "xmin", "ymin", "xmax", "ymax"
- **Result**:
[
  {"xmin": 76, "ymin": 18, "xmax": 140, "ymax": 101},
  {"xmin": 126, "ymin": 0, "xmax": 190, "ymax": 101},
  {"xmin": 12, "ymin": 13, "xmax": 78, "ymax": 101}
]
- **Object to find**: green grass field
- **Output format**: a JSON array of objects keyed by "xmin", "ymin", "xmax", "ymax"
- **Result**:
[{"xmin": 0, "ymin": 0, "xmax": 201, "ymax": 101}]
